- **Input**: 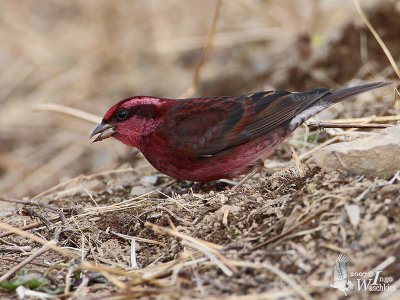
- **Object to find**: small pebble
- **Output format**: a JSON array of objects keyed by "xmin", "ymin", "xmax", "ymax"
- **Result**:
[
  {"xmin": 130, "ymin": 186, "xmax": 153, "ymax": 196},
  {"xmin": 140, "ymin": 175, "xmax": 158, "ymax": 186}
]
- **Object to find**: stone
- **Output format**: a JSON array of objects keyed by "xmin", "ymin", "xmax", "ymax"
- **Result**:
[
  {"xmin": 140, "ymin": 175, "xmax": 158, "ymax": 186},
  {"xmin": 313, "ymin": 126, "xmax": 400, "ymax": 178},
  {"xmin": 130, "ymin": 186, "xmax": 153, "ymax": 196}
]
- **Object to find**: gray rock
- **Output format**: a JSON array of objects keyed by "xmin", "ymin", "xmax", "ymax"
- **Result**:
[
  {"xmin": 140, "ymin": 175, "xmax": 158, "ymax": 186},
  {"xmin": 130, "ymin": 186, "xmax": 153, "ymax": 196},
  {"xmin": 313, "ymin": 126, "xmax": 400, "ymax": 178}
]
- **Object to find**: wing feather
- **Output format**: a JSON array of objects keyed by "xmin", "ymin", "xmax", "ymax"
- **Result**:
[{"xmin": 162, "ymin": 89, "xmax": 331, "ymax": 157}]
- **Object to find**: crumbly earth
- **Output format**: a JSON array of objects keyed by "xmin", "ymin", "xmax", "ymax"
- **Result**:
[{"xmin": 1, "ymin": 161, "xmax": 400, "ymax": 299}]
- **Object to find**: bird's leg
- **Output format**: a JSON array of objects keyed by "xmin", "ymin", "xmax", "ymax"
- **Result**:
[
  {"xmin": 190, "ymin": 182, "xmax": 204, "ymax": 192},
  {"xmin": 231, "ymin": 160, "xmax": 264, "ymax": 191}
]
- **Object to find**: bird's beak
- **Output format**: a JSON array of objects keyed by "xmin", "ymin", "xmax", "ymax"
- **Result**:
[{"xmin": 90, "ymin": 122, "xmax": 115, "ymax": 143}]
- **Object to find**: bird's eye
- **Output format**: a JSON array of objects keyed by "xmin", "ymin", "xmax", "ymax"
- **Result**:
[{"xmin": 116, "ymin": 108, "xmax": 129, "ymax": 121}]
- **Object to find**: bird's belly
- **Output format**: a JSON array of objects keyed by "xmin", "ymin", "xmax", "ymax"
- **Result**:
[{"xmin": 143, "ymin": 131, "xmax": 285, "ymax": 182}]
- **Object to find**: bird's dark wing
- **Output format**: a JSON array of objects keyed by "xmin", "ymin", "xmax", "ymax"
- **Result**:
[{"xmin": 162, "ymin": 89, "xmax": 330, "ymax": 157}]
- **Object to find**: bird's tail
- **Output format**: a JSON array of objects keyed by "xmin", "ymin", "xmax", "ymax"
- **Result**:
[
  {"xmin": 318, "ymin": 82, "xmax": 391, "ymax": 107},
  {"xmin": 288, "ymin": 82, "xmax": 391, "ymax": 130}
]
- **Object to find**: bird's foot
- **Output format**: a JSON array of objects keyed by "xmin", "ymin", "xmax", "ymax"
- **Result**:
[{"xmin": 190, "ymin": 182, "xmax": 204, "ymax": 192}]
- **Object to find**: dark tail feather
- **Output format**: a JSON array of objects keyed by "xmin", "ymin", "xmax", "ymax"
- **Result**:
[
  {"xmin": 320, "ymin": 82, "xmax": 391, "ymax": 107},
  {"xmin": 288, "ymin": 82, "xmax": 391, "ymax": 130}
]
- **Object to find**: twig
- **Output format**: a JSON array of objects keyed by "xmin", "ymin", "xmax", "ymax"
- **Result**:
[
  {"xmin": 182, "ymin": 240, "xmax": 233, "ymax": 277},
  {"xmin": 180, "ymin": 0, "xmax": 222, "ymax": 98},
  {"xmin": 111, "ymin": 231, "xmax": 165, "ymax": 246},
  {"xmin": 251, "ymin": 207, "xmax": 328, "ymax": 250},
  {"xmin": 22, "ymin": 207, "xmax": 52, "ymax": 228},
  {"xmin": 130, "ymin": 239, "xmax": 138, "ymax": 269},
  {"xmin": 99, "ymin": 271, "xmax": 127, "ymax": 289},
  {"xmin": 0, "ymin": 196, "xmax": 62, "ymax": 211},
  {"xmin": 59, "ymin": 210, "xmax": 67, "ymax": 225},
  {"xmin": 146, "ymin": 222, "xmax": 223, "ymax": 251},
  {"xmin": 307, "ymin": 121, "xmax": 394, "ymax": 130},
  {"xmin": 156, "ymin": 27, "xmax": 289, "ymax": 54},
  {"xmin": 155, "ymin": 205, "xmax": 192, "ymax": 226},
  {"xmin": 0, "ymin": 222, "xmax": 73, "ymax": 258},
  {"xmin": 146, "ymin": 222, "xmax": 236, "ymax": 276},
  {"xmin": 0, "ymin": 245, "xmax": 32, "ymax": 253},
  {"xmin": 0, "ymin": 227, "xmax": 62, "ymax": 282},
  {"xmin": 231, "ymin": 260, "xmax": 313, "ymax": 300},
  {"xmin": 32, "ymin": 103, "xmax": 101, "ymax": 124},
  {"xmin": 314, "ymin": 115, "xmax": 400, "ymax": 124},
  {"xmin": 0, "ymin": 257, "xmax": 53, "ymax": 268},
  {"xmin": 0, "ymin": 216, "xmax": 60, "ymax": 239}
]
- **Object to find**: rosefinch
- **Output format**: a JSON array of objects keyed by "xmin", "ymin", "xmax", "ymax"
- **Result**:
[{"xmin": 91, "ymin": 82, "xmax": 390, "ymax": 182}]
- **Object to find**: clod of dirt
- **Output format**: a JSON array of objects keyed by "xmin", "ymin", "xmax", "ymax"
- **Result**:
[{"xmin": 313, "ymin": 126, "xmax": 400, "ymax": 178}]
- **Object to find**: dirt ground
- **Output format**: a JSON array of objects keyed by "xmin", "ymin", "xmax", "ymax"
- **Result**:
[{"xmin": 1, "ymin": 0, "xmax": 400, "ymax": 299}]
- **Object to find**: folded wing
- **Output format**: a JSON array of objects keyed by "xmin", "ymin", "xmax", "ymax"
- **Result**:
[{"xmin": 162, "ymin": 88, "xmax": 330, "ymax": 157}]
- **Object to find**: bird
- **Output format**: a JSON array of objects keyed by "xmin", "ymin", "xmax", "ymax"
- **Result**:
[
  {"xmin": 330, "ymin": 253, "xmax": 354, "ymax": 296},
  {"xmin": 91, "ymin": 82, "xmax": 390, "ymax": 183}
]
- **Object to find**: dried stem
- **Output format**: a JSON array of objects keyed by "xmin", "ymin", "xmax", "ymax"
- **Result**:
[
  {"xmin": 33, "ymin": 103, "xmax": 101, "ymax": 124},
  {"xmin": 353, "ymin": 0, "xmax": 400, "ymax": 79},
  {"xmin": 307, "ymin": 121, "xmax": 394, "ymax": 130},
  {"xmin": 180, "ymin": 0, "xmax": 222, "ymax": 98},
  {"xmin": 0, "ymin": 222, "xmax": 73, "ymax": 258},
  {"xmin": 321, "ymin": 115, "xmax": 400, "ymax": 124},
  {"xmin": 0, "ymin": 216, "xmax": 60, "ymax": 239},
  {"xmin": 0, "ymin": 227, "xmax": 62, "ymax": 282},
  {"xmin": 0, "ymin": 196, "xmax": 61, "ymax": 211}
]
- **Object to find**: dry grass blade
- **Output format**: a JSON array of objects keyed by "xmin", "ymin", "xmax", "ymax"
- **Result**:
[
  {"xmin": 0, "ymin": 222, "xmax": 74, "ymax": 258},
  {"xmin": 80, "ymin": 261, "xmax": 129, "ymax": 276},
  {"xmin": 231, "ymin": 260, "xmax": 313, "ymax": 300},
  {"xmin": 354, "ymin": 0, "xmax": 400, "ymax": 112},
  {"xmin": 181, "ymin": 240, "xmax": 233, "ymax": 277},
  {"xmin": 0, "ymin": 216, "xmax": 60, "ymax": 238},
  {"xmin": 146, "ymin": 222, "xmax": 237, "ymax": 276},
  {"xmin": 100, "ymin": 271, "xmax": 127, "ymax": 289},
  {"xmin": 33, "ymin": 103, "xmax": 101, "ymax": 124},
  {"xmin": 32, "ymin": 168, "xmax": 134, "ymax": 200},
  {"xmin": 111, "ymin": 231, "xmax": 165, "ymax": 246},
  {"xmin": 140, "ymin": 251, "xmax": 198, "ymax": 281},
  {"xmin": 298, "ymin": 135, "xmax": 341, "ymax": 161},
  {"xmin": 252, "ymin": 207, "xmax": 328, "ymax": 250},
  {"xmin": 0, "ymin": 196, "xmax": 60, "ymax": 211},
  {"xmin": 0, "ymin": 245, "xmax": 32, "ymax": 253},
  {"xmin": 179, "ymin": 0, "xmax": 222, "ymax": 98},
  {"xmin": 0, "ymin": 227, "xmax": 62, "ymax": 282},
  {"xmin": 146, "ymin": 222, "xmax": 223, "ymax": 251},
  {"xmin": 353, "ymin": 0, "xmax": 400, "ymax": 80},
  {"xmin": 204, "ymin": 291, "xmax": 296, "ymax": 300}
]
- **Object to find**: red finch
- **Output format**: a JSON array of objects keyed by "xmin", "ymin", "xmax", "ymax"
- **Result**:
[{"xmin": 91, "ymin": 82, "xmax": 390, "ymax": 182}]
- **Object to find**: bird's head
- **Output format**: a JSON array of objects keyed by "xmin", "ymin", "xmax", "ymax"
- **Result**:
[{"xmin": 91, "ymin": 96, "xmax": 168, "ymax": 149}]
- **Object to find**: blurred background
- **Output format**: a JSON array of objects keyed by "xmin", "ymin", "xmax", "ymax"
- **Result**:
[{"xmin": 0, "ymin": 0, "xmax": 398, "ymax": 198}]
